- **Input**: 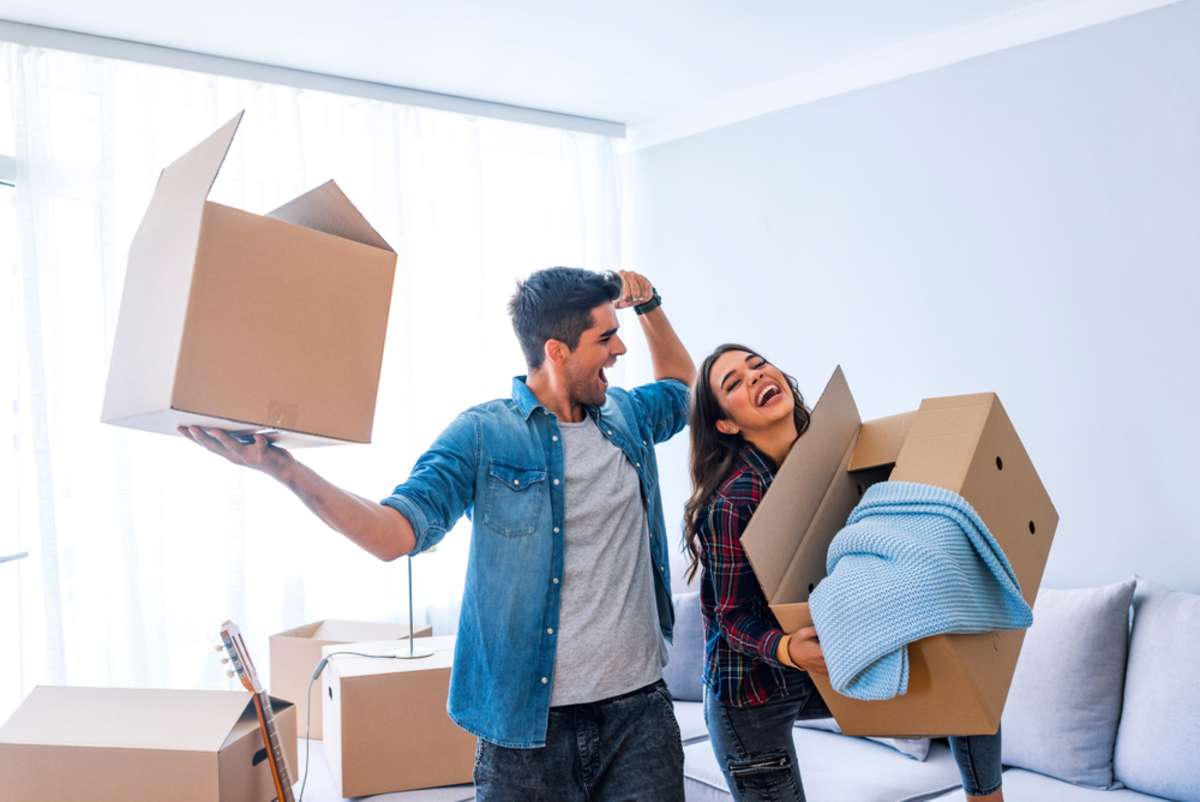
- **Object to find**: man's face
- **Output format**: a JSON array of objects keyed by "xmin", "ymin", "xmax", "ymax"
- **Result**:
[{"xmin": 561, "ymin": 302, "xmax": 626, "ymax": 407}]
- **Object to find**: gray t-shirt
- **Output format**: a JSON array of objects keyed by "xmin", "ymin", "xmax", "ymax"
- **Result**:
[{"xmin": 549, "ymin": 417, "xmax": 665, "ymax": 706}]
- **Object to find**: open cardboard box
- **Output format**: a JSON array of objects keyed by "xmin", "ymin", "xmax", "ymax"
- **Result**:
[
  {"xmin": 270, "ymin": 618, "xmax": 433, "ymax": 739},
  {"xmin": 101, "ymin": 111, "xmax": 397, "ymax": 448},
  {"xmin": 741, "ymin": 367, "xmax": 1058, "ymax": 737},
  {"xmin": 0, "ymin": 686, "xmax": 297, "ymax": 802},
  {"xmin": 322, "ymin": 635, "xmax": 474, "ymax": 796}
]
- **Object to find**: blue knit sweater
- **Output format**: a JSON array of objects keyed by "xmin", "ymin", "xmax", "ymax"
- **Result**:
[{"xmin": 808, "ymin": 481, "xmax": 1032, "ymax": 701}]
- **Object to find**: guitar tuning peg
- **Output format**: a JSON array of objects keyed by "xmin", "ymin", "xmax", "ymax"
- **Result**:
[
  {"xmin": 220, "ymin": 657, "xmax": 230, "ymax": 664},
  {"xmin": 226, "ymin": 670, "xmax": 235, "ymax": 678},
  {"xmin": 214, "ymin": 644, "xmax": 224, "ymax": 652}
]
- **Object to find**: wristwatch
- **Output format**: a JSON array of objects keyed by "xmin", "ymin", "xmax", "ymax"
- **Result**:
[{"xmin": 634, "ymin": 288, "xmax": 662, "ymax": 315}]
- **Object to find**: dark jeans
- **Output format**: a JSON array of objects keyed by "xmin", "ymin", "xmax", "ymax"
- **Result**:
[
  {"xmin": 473, "ymin": 679, "xmax": 685, "ymax": 802},
  {"xmin": 704, "ymin": 671, "xmax": 1003, "ymax": 801}
]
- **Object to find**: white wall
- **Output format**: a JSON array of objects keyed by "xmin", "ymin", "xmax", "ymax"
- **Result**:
[{"xmin": 623, "ymin": 1, "xmax": 1200, "ymax": 594}]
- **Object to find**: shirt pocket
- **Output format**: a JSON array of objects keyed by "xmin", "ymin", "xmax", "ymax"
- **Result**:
[{"xmin": 481, "ymin": 460, "xmax": 548, "ymax": 538}]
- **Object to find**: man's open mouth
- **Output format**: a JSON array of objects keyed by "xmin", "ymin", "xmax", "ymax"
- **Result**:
[{"xmin": 599, "ymin": 367, "xmax": 608, "ymax": 386}]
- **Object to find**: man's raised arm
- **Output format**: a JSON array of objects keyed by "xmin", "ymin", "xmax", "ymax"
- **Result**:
[{"xmin": 615, "ymin": 270, "xmax": 695, "ymax": 386}]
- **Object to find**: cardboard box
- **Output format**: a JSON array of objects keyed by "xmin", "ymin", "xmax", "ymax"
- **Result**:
[
  {"xmin": 741, "ymin": 367, "xmax": 1058, "ymax": 737},
  {"xmin": 0, "ymin": 686, "xmax": 298, "ymax": 802},
  {"xmin": 322, "ymin": 635, "xmax": 474, "ymax": 796},
  {"xmin": 270, "ymin": 618, "xmax": 433, "ymax": 739},
  {"xmin": 101, "ymin": 111, "xmax": 397, "ymax": 448}
]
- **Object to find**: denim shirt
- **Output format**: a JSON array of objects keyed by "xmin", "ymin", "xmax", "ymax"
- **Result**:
[{"xmin": 381, "ymin": 376, "xmax": 689, "ymax": 748}]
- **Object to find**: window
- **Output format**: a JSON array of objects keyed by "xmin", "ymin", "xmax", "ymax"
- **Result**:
[{"xmin": 0, "ymin": 180, "xmax": 21, "ymax": 719}]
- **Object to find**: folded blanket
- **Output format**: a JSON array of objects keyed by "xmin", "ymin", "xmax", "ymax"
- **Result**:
[{"xmin": 808, "ymin": 480, "xmax": 1032, "ymax": 701}]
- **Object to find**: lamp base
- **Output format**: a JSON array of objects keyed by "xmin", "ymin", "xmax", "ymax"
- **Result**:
[{"xmin": 390, "ymin": 646, "xmax": 436, "ymax": 660}]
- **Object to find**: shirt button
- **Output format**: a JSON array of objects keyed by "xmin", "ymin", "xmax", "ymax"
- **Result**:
[
  {"xmin": 547, "ymin": 628, "xmax": 554, "ymax": 635},
  {"xmin": 552, "ymin": 435, "xmax": 559, "ymax": 442},
  {"xmin": 552, "ymin": 577, "xmax": 560, "ymax": 585},
  {"xmin": 607, "ymin": 429, "xmax": 613, "ymax": 436},
  {"xmin": 642, "ymin": 440, "xmax": 647, "ymax": 446},
  {"xmin": 541, "ymin": 677, "xmax": 549, "ymax": 685},
  {"xmin": 635, "ymin": 462, "xmax": 640, "ymax": 468},
  {"xmin": 513, "ymin": 479, "xmax": 520, "ymax": 486},
  {"xmin": 553, "ymin": 478, "xmax": 560, "ymax": 486},
  {"xmin": 553, "ymin": 527, "xmax": 560, "ymax": 534}
]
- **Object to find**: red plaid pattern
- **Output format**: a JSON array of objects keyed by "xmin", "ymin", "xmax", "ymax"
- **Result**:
[{"xmin": 696, "ymin": 446, "xmax": 793, "ymax": 707}]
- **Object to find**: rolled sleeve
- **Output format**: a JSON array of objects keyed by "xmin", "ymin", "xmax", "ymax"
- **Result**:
[
  {"xmin": 629, "ymin": 378, "xmax": 690, "ymax": 444},
  {"xmin": 380, "ymin": 411, "xmax": 478, "ymax": 556}
]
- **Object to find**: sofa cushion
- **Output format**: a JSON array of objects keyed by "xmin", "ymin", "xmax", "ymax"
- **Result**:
[
  {"xmin": 673, "ymin": 700, "xmax": 708, "ymax": 745},
  {"xmin": 794, "ymin": 717, "xmax": 931, "ymax": 761},
  {"xmin": 664, "ymin": 591, "xmax": 704, "ymax": 702},
  {"xmin": 1113, "ymin": 580, "xmax": 1200, "ymax": 802},
  {"xmin": 684, "ymin": 727, "xmax": 962, "ymax": 802},
  {"xmin": 925, "ymin": 768, "xmax": 1174, "ymax": 801},
  {"xmin": 1000, "ymin": 579, "xmax": 1135, "ymax": 788}
]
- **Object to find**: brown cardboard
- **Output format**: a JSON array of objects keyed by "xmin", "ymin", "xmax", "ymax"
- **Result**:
[
  {"xmin": 741, "ymin": 367, "xmax": 1057, "ymax": 737},
  {"xmin": 101, "ymin": 111, "xmax": 397, "ymax": 448},
  {"xmin": 321, "ymin": 635, "xmax": 474, "ymax": 796},
  {"xmin": 269, "ymin": 618, "xmax": 432, "ymax": 739},
  {"xmin": 0, "ymin": 686, "xmax": 298, "ymax": 802}
]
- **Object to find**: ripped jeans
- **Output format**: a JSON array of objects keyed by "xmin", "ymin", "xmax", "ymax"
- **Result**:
[{"xmin": 704, "ymin": 671, "xmax": 1003, "ymax": 801}]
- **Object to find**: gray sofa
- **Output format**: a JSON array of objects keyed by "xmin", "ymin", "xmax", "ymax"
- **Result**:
[{"xmin": 664, "ymin": 578, "xmax": 1199, "ymax": 802}]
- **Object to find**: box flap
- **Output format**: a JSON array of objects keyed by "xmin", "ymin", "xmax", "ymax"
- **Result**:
[
  {"xmin": 274, "ymin": 620, "xmax": 325, "ymax": 639},
  {"xmin": 267, "ymin": 180, "xmax": 393, "ymax": 252},
  {"xmin": 100, "ymin": 112, "xmax": 243, "ymax": 427},
  {"xmin": 155, "ymin": 111, "xmax": 242, "ymax": 210},
  {"xmin": 849, "ymin": 411, "xmax": 916, "ymax": 470},
  {"xmin": 0, "ymin": 686, "xmax": 251, "ymax": 752},
  {"xmin": 220, "ymin": 695, "xmax": 294, "ymax": 750},
  {"xmin": 741, "ymin": 366, "xmax": 861, "ymax": 603},
  {"xmin": 311, "ymin": 620, "xmax": 419, "ymax": 643}
]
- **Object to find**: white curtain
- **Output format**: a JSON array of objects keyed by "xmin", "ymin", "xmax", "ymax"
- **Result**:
[{"xmin": 0, "ymin": 43, "xmax": 623, "ymax": 721}]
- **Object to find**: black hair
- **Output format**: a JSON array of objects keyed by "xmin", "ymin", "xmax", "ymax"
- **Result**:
[{"xmin": 507, "ymin": 267, "xmax": 622, "ymax": 369}]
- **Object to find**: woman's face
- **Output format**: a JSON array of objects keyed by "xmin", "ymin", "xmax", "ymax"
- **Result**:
[{"xmin": 707, "ymin": 349, "xmax": 795, "ymax": 436}]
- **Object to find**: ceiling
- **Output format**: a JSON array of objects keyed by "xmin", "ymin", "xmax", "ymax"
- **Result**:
[{"xmin": 0, "ymin": 1, "xmax": 1057, "ymax": 126}]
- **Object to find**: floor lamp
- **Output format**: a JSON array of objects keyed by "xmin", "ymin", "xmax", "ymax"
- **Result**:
[{"xmin": 393, "ymin": 552, "xmax": 433, "ymax": 660}]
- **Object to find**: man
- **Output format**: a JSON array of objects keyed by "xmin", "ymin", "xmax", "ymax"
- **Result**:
[{"xmin": 180, "ymin": 267, "xmax": 695, "ymax": 801}]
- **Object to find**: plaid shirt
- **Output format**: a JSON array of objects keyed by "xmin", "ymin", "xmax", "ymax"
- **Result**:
[{"xmin": 696, "ymin": 445, "xmax": 794, "ymax": 707}]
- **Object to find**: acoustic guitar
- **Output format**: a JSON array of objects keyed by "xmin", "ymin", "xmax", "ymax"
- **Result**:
[{"xmin": 219, "ymin": 620, "xmax": 296, "ymax": 802}]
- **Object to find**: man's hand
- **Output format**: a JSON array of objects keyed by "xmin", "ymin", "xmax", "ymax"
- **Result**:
[
  {"xmin": 613, "ymin": 270, "xmax": 655, "ymax": 310},
  {"xmin": 787, "ymin": 626, "xmax": 828, "ymax": 675},
  {"xmin": 177, "ymin": 426, "xmax": 295, "ymax": 481}
]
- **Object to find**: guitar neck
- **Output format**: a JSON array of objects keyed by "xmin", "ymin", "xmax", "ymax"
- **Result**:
[{"xmin": 254, "ymin": 691, "xmax": 294, "ymax": 802}]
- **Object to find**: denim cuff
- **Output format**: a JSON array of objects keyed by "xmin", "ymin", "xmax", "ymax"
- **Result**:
[{"xmin": 380, "ymin": 492, "xmax": 434, "ymax": 555}]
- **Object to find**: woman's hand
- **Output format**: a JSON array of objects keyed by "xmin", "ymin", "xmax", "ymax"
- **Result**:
[{"xmin": 787, "ymin": 626, "xmax": 828, "ymax": 675}]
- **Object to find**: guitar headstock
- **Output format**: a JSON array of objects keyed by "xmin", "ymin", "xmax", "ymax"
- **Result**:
[{"xmin": 219, "ymin": 620, "xmax": 264, "ymax": 695}]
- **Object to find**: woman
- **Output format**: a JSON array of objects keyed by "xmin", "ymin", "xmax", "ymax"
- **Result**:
[{"xmin": 685, "ymin": 343, "xmax": 1004, "ymax": 802}]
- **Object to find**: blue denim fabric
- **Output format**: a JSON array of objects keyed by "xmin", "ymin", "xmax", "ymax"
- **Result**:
[
  {"xmin": 473, "ymin": 680, "xmax": 685, "ymax": 801},
  {"xmin": 704, "ymin": 671, "xmax": 1004, "ymax": 800},
  {"xmin": 382, "ymin": 376, "xmax": 689, "ymax": 748}
]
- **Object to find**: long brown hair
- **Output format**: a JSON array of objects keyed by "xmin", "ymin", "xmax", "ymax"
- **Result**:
[{"xmin": 682, "ymin": 344, "xmax": 811, "ymax": 584}]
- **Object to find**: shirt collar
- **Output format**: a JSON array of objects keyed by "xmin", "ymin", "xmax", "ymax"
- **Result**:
[
  {"xmin": 740, "ymin": 442, "xmax": 779, "ymax": 477},
  {"xmin": 511, "ymin": 376, "xmax": 542, "ymax": 420},
  {"xmin": 511, "ymin": 375, "xmax": 602, "ymax": 423}
]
